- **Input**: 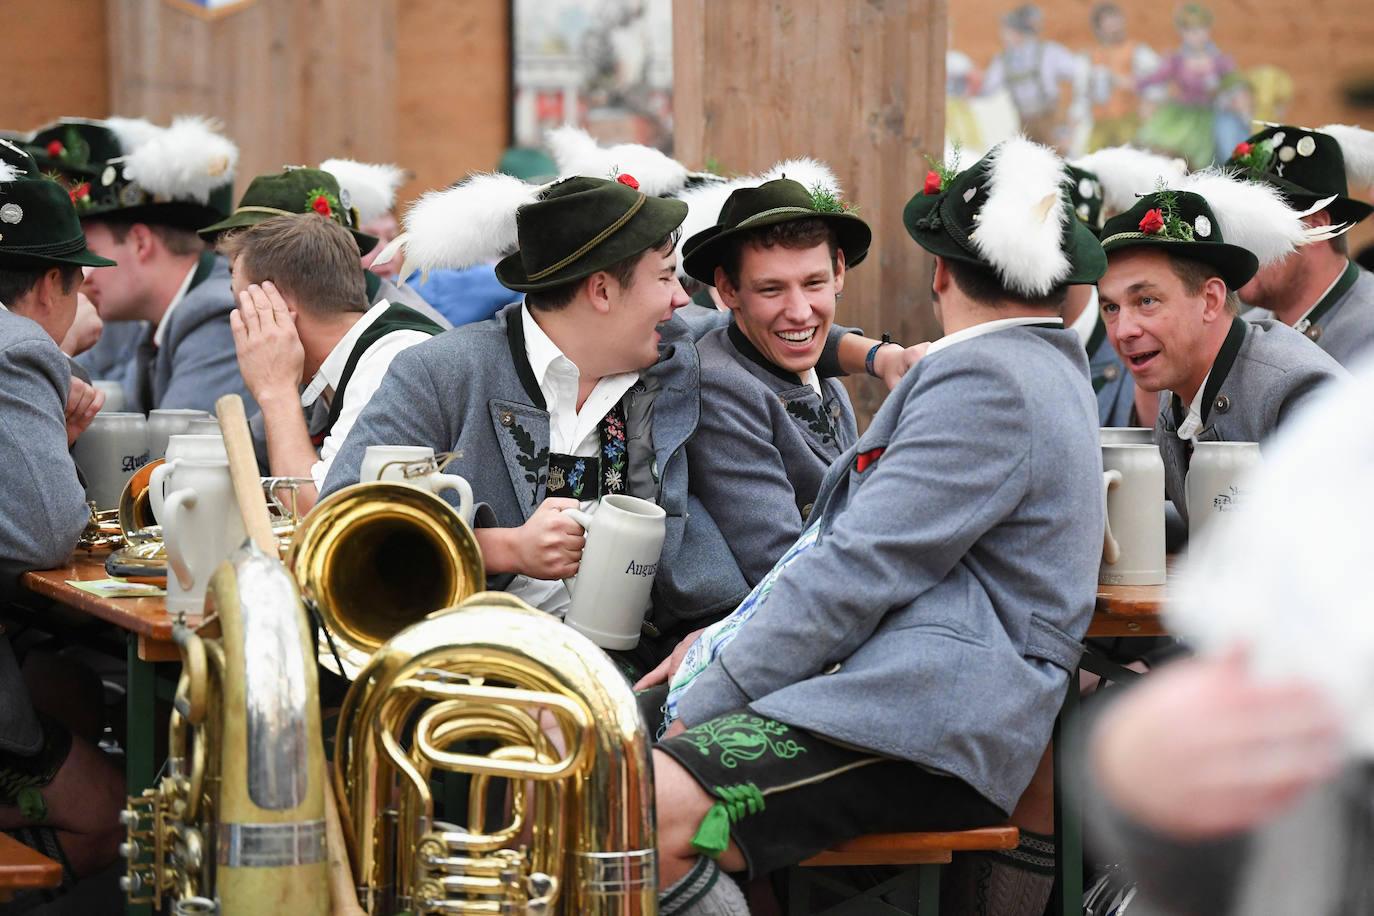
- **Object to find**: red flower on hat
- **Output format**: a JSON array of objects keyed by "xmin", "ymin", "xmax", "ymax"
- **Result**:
[
  {"xmin": 1232, "ymin": 141, "xmax": 1253, "ymax": 160},
  {"xmin": 68, "ymin": 182, "xmax": 90, "ymax": 204},
  {"xmin": 923, "ymin": 170, "xmax": 942, "ymax": 195},
  {"xmin": 616, "ymin": 173, "xmax": 640, "ymax": 190},
  {"xmin": 312, "ymin": 195, "xmax": 332, "ymax": 217},
  {"xmin": 46, "ymin": 140, "xmax": 64, "ymax": 158},
  {"xmin": 1139, "ymin": 208, "xmax": 1165, "ymax": 235}
]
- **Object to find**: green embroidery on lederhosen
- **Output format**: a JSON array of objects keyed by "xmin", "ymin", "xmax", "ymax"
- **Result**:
[
  {"xmin": 508, "ymin": 419, "xmax": 549, "ymax": 506},
  {"xmin": 785, "ymin": 398, "xmax": 836, "ymax": 446},
  {"xmin": 680, "ymin": 713, "xmax": 806, "ymax": 769}
]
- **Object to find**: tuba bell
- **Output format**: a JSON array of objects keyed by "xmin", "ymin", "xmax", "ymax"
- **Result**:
[
  {"xmin": 287, "ymin": 481, "xmax": 485, "ymax": 662},
  {"xmin": 120, "ymin": 541, "xmax": 331, "ymax": 915},
  {"xmin": 333, "ymin": 592, "xmax": 658, "ymax": 915}
]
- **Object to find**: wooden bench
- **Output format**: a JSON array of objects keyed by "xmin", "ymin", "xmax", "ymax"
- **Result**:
[
  {"xmin": 0, "ymin": 832, "xmax": 63, "ymax": 902},
  {"xmin": 788, "ymin": 825, "xmax": 1020, "ymax": 915}
]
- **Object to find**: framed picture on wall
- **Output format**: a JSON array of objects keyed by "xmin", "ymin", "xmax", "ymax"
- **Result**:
[{"xmin": 511, "ymin": 0, "xmax": 674, "ymax": 153}]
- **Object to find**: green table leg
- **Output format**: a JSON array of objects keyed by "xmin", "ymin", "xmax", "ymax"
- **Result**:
[
  {"xmin": 916, "ymin": 863, "xmax": 941, "ymax": 916},
  {"xmin": 125, "ymin": 634, "xmax": 155, "ymax": 916},
  {"xmin": 1052, "ymin": 677, "xmax": 1083, "ymax": 916}
]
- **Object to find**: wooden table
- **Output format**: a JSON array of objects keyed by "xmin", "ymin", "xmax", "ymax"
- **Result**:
[
  {"xmin": 0, "ymin": 833, "xmax": 62, "ymax": 900},
  {"xmin": 1090, "ymin": 581, "xmax": 1168, "ymax": 638}
]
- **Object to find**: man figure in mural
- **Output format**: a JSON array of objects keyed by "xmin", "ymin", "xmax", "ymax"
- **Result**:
[
  {"xmin": 980, "ymin": 4, "xmax": 1083, "ymax": 151},
  {"xmin": 1134, "ymin": 3, "xmax": 1235, "ymax": 168},
  {"xmin": 1082, "ymin": 2, "xmax": 1161, "ymax": 153}
]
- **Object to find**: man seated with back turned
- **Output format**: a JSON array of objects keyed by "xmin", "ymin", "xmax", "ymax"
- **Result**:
[
  {"xmin": 323, "ymin": 175, "xmax": 749, "ymax": 673},
  {"xmin": 221, "ymin": 213, "xmax": 442, "ymax": 512},
  {"xmin": 641, "ymin": 138, "xmax": 1107, "ymax": 916},
  {"xmin": 1095, "ymin": 173, "xmax": 1349, "ymax": 525},
  {"xmin": 679, "ymin": 178, "xmax": 869, "ymax": 587},
  {"xmin": 0, "ymin": 139, "xmax": 123, "ymax": 890}
]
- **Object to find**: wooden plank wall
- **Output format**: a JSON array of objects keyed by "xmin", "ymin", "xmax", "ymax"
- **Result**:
[
  {"xmin": 2, "ymin": 0, "xmax": 110, "ymax": 126},
  {"xmin": 674, "ymin": 0, "xmax": 947, "ymax": 422}
]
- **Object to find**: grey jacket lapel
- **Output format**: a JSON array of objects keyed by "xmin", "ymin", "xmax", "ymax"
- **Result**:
[{"xmin": 488, "ymin": 400, "xmax": 550, "ymax": 517}]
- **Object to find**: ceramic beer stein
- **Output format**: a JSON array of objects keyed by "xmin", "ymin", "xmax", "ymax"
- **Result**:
[
  {"xmin": 561, "ymin": 494, "xmax": 667, "ymax": 650},
  {"xmin": 72, "ymin": 411, "xmax": 150, "ymax": 509},
  {"xmin": 149, "ymin": 435, "xmax": 230, "ymax": 523},
  {"xmin": 1100, "ymin": 444, "xmax": 1167, "ymax": 585},
  {"xmin": 93, "ymin": 379, "xmax": 126, "ymax": 413},
  {"xmin": 1099, "ymin": 427, "xmax": 1155, "ymax": 446},
  {"xmin": 147, "ymin": 408, "xmax": 211, "ymax": 461},
  {"xmin": 1185, "ymin": 441, "xmax": 1261, "ymax": 537},
  {"xmin": 160, "ymin": 458, "xmax": 247, "ymax": 619},
  {"xmin": 360, "ymin": 445, "xmax": 474, "ymax": 525}
]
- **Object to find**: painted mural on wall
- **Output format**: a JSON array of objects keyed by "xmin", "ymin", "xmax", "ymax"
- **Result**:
[
  {"xmin": 512, "ymin": 0, "xmax": 674, "ymax": 153},
  {"xmin": 948, "ymin": 3, "xmax": 1294, "ymax": 168}
]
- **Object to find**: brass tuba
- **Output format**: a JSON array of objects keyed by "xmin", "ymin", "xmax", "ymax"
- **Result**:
[
  {"xmin": 332, "ymin": 592, "xmax": 658, "ymax": 915},
  {"xmin": 120, "ymin": 541, "xmax": 331, "ymax": 915},
  {"xmin": 287, "ymin": 481, "xmax": 485, "ymax": 662}
]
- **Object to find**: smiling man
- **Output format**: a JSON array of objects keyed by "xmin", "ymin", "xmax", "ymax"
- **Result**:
[
  {"xmin": 322, "ymin": 175, "xmax": 750, "ymax": 671},
  {"xmin": 678, "ymin": 178, "xmax": 870, "ymax": 586},
  {"xmin": 1097, "ymin": 175, "xmax": 1347, "ymax": 522}
]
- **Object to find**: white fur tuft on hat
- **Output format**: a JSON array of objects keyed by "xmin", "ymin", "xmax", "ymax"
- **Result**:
[
  {"xmin": 102, "ymin": 116, "xmax": 162, "ymax": 156},
  {"xmin": 1316, "ymin": 124, "xmax": 1374, "ymax": 192},
  {"xmin": 396, "ymin": 172, "xmax": 544, "ymax": 276},
  {"xmin": 548, "ymin": 126, "xmax": 689, "ymax": 198},
  {"xmin": 1071, "ymin": 146, "xmax": 1188, "ymax": 216},
  {"xmin": 121, "ymin": 116, "xmax": 237, "ymax": 204},
  {"xmin": 761, "ymin": 158, "xmax": 842, "ymax": 198},
  {"xmin": 1179, "ymin": 168, "xmax": 1340, "ymax": 267},
  {"xmin": 972, "ymin": 136, "xmax": 1072, "ymax": 297},
  {"xmin": 319, "ymin": 158, "xmax": 406, "ymax": 225}
]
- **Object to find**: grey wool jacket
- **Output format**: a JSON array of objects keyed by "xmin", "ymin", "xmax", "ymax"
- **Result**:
[
  {"xmin": 1087, "ymin": 313, "xmax": 1136, "ymax": 427},
  {"xmin": 0, "ymin": 308, "xmax": 89, "ymax": 599},
  {"xmin": 677, "ymin": 324, "xmax": 1104, "ymax": 816},
  {"xmin": 322, "ymin": 301, "xmax": 750, "ymax": 633},
  {"xmin": 1154, "ymin": 318, "xmax": 1348, "ymax": 523},
  {"xmin": 1246, "ymin": 260, "xmax": 1374, "ymax": 368},
  {"xmin": 120, "ymin": 251, "xmax": 257, "ymax": 415},
  {"xmin": 688, "ymin": 323, "xmax": 857, "ymax": 586}
]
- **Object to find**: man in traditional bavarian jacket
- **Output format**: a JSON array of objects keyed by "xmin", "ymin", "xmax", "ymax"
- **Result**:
[
  {"xmin": 322, "ymin": 175, "xmax": 749, "ymax": 673},
  {"xmin": 219, "ymin": 213, "xmax": 441, "ymax": 512},
  {"xmin": 1226, "ymin": 124, "xmax": 1374, "ymax": 366},
  {"xmin": 646, "ymin": 138, "xmax": 1106, "ymax": 916},
  {"xmin": 676, "ymin": 178, "xmax": 868, "ymax": 588},
  {"xmin": 1097, "ymin": 172, "xmax": 1349, "ymax": 524},
  {"xmin": 26, "ymin": 116, "xmax": 253, "ymax": 415}
]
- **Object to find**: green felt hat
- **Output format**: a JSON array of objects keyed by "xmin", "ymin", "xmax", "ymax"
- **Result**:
[
  {"xmin": 26, "ymin": 116, "xmax": 237, "ymax": 232},
  {"xmin": 680, "ymin": 178, "xmax": 871, "ymax": 286},
  {"xmin": 0, "ymin": 138, "xmax": 117, "ymax": 271},
  {"xmin": 903, "ymin": 140, "xmax": 1106, "ymax": 295},
  {"xmin": 1065, "ymin": 164, "xmax": 1105, "ymax": 236},
  {"xmin": 495, "ymin": 176, "xmax": 688, "ymax": 293},
  {"xmin": 198, "ymin": 168, "xmax": 378, "ymax": 254},
  {"xmin": 1099, "ymin": 190, "xmax": 1258, "ymax": 289},
  {"xmin": 1225, "ymin": 125, "xmax": 1373, "ymax": 227}
]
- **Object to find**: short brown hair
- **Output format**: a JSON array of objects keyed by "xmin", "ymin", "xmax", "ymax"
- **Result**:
[
  {"xmin": 946, "ymin": 258, "xmax": 1069, "ymax": 310},
  {"xmin": 219, "ymin": 214, "xmax": 367, "ymax": 317},
  {"xmin": 719, "ymin": 219, "xmax": 840, "ymax": 290},
  {"xmin": 1167, "ymin": 253, "xmax": 1242, "ymax": 316},
  {"xmin": 525, "ymin": 228, "xmax": 681, "ymax": 312},
  {"xmin": 0, "ymin": 264, "xmax": 82, "ymax": 306}
]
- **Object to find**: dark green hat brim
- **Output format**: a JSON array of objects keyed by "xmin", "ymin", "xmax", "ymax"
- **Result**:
[
  {"xmin": 681, "ymin": 207, "xmax": 871, "ymax": 287},
  {"xmin": 1099, "ymin": 191, "xmax": 1258, "ymax": 289},
  {"xmin": 0, "ymin": 247, "xmax": 116, "ymax": 270},
  {"xmin": 496, "ymin": 192, "xmax": 688, "ymax": 293},
  {"xmin": 902, "ymin": 189, "xmax": 1107, "ymax": 287},
  {"xmin": 1256, "ymin": 182, "xmax": 1373, "ymax": 229},
  {"xmin": 198, "ymin": 208, "xmax": 379, "ymax": 254}
]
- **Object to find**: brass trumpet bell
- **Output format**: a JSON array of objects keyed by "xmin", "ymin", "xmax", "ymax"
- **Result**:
[
  {"xmin": 118, "ymin": 458, "xmax": 163, "ymax": 536},
  {"xmin": 287, "ymin": 481, "xmax": 485, "ymax": 655}
]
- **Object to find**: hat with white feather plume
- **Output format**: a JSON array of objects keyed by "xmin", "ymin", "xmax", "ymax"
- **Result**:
[
  {"xmin": 26, "ymin": 116, "xmax": 237, "ymax": 230},
  {"xmin": 904, "ymin": 137, "xmax": 1106, "ymax": 297},
  {"xmin": 1070, "ymin": 146, "xmax": 1188, "ymax": 219},
  {"xmin": 1099, "ymin": 168, "xmax": 1345, "ymax": 289},
  {"xmin": 1225, "ymin": 123, "xmax": 1374, "ymax": 226},
  {"xmin": 318, "ymin": 158, "xmax": 406, "ymax": 226}
]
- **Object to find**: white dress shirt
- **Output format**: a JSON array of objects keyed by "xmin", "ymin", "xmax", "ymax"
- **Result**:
[
  {"xmin": 304, "ymin": 300, "xmax": 433, "ymax": 487},
  {"xmin": 506, "ymin": 304, "xmax": 640, "ymax": 616}
]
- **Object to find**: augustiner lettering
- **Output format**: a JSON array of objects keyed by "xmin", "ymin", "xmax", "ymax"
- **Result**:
[{"xmin": 624, "ymin": 560, "xmax": 657, "ymax": 577}]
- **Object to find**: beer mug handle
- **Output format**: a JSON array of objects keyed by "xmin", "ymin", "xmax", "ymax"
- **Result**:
[
  {"xmin": 148, "ymin": 458, "xmax": 179, "ymax": 525},
  {"xmin": 164, "ymin": 487, "xmax": 200, "ymax": 592},
  {"xmin": 1102, "ymin": 470, "xmax": 1123, "ymax": 565},
  {"xmin": 559, "ymin": 507, "xmax": 596, "ymax": 598},
  {"xmin": 429, "ymin": 474, "xmax": 474, "ymax": 526}
]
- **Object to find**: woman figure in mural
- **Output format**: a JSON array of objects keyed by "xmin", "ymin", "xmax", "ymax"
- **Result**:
[{"xmin": 1134, "ymin": 3, "xmax": 1235, "ymax": 168}]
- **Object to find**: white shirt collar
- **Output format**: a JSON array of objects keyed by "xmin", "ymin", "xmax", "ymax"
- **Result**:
[
  {"xmin": 152, "ymin": 259, "xmax": 201, "ymax": 348},
  {"xmin": 926, "ymin": 315, "xmax": 1065, "ymax": 357},
  {"xmin": 1069, "ymin": 288, "xmax": 1100, "ymax": 346},
  {"xmin": 1176, "ymin": 371, "xmax": 1212, "ymax": 442},
  {"xmin": 301, "ymin": 299, "xmax": 390, "ymax": 406}
]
